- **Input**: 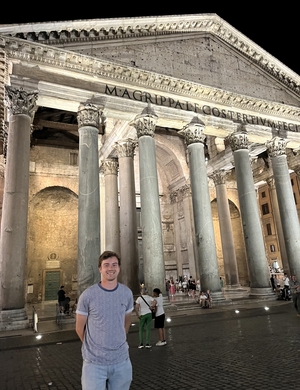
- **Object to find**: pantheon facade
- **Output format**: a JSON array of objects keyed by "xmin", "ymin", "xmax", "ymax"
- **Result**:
[{"xmin": 0, "ymin": 14, "xmax": 300, "ymax": 329}]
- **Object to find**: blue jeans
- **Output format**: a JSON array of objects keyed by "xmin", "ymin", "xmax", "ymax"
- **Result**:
[{"xmin": 82, "ymin": 357, "xmax": 132, "ymax": 390}]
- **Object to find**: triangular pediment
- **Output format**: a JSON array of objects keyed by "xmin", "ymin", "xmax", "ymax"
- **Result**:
[
  {"xmin": 1, "ymin": 13, "xmax": 299, "ymax": 106},
  {"xmin": 72, "ymin": 34, "xmax": 299, "ymax": 107}
]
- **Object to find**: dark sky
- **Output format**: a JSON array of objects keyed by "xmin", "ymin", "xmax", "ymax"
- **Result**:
[{"xmin": 0, "ymin": 8, "xmax": 298, "ymax": 75}]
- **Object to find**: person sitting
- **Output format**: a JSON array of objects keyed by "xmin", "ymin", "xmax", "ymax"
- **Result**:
[
  {"xmin": 205, "ymin": 289, "xmax": 212, "ymax": 308},
  {"xmin": 198, "ymin": 291, "xmax": 207, "ymax": 308}
]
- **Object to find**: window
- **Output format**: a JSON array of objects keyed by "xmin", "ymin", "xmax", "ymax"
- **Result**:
[
  {"xmin": 270, "ymin": 244, "xmax": 276, "ymax": 252},
  {"xmin": 261, "ymin": 203, "xmax": 269, "ymax": 215},
  {"xmin": 266, "ymin": 223, "xmax": 272, "ymax": 235},
  {"xmin": 261, "ymin": 191, "xmax": 266, "ymax": 198},
  {"xmin": 70, "ymin": 152, "xmax": 78, "ymax": 166}
]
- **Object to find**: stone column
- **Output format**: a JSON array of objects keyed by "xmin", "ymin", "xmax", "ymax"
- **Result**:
[
  {"xmin": 170, "ymin": 184, "xmax": 196, "ymax": 279},
  {"xmin": 114, "ymin": 139, "xmax": 140, "ymax": 295},
  {"xmin": 130, "ymin": 106, "xmax": 165, "ymax": 294},
  {"xmin": 100, "ymin": 158, "xmax": 120, "ymax": 255},
  {"xmin": 266, "ymin": 177, "xmax": 289, "ymax": 274},
  {"xmin": 229, "ymin": 130, "xmax": 271, "ymax": 297},
  {"xmin": 266, "ymin": 137, "xmax": 300, "ymax": 277},
  {"xmin": 210, "ymin": 170, "xmax": 240, "ymax": 287},
  {"xmin": 77, "ymin": 103, "xmax": 102, "ymax": 296},
  {"xmin": 179, "ymin": 117, "xmax": 224, "ymax": 300},
  {"xmin": 0, "ymin": 86, "xmax": 38, "ymax": 330},
  {"xmin": 0, "ymin": 154, "xmax": 4, "ymax": 228}
]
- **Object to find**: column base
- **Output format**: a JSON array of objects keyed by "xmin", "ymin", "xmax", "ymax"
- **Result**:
[
  {"xmin": 224, "ymin": 286, "xmax": 249, "ymax": 300},
  {"xmin": 211, "ymin": 291, "xmax": 227, "ymax": 302},
  {"xmin": 248, "ymin": 287, "xmax": 275, "ymax": 299},
  {"xmin": 0, "ymin": 308, "xmax": 29, "ymax": 331}
]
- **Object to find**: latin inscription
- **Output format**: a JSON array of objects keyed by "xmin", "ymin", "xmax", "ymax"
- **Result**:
[{"xmin": 105, "ymin": 85, "xmax": 300, "ymax": 132}]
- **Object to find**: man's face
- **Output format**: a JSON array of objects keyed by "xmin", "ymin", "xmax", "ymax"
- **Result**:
[{"xmin": 99, "ymin": 256, "xmax": 120, "ymax": 282}]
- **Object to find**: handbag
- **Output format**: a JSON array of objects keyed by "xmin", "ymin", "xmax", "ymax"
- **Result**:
[{"xmin": 140, "ymin": 295, "xmax": 156, "ymax": 319}]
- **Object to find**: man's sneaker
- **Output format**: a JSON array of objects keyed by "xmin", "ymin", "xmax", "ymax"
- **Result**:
[
  {"xmin": 156, "ymin": 341, "xmax": 165, "ymax": 346},
  {"xmin": 162, "ymin": 341, "xmax": 167, "ymax": 345},
  {"xmin": 138, "ymin": 344, "xmax": 144, "ymax": 349},
  {"xmin": 145, "ymin": 344, "xmax": 152, "ymax": 348}
]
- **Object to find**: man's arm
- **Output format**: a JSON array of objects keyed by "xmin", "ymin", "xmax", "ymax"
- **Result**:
[
  {"xmin": 135, "ymin": 302, "xmax": 140, "ymax": 318},
  {"xmin": 125, "ymin": 312, "xmax": 132, "ymax": 334},
  {"xmin": 76, "ymin": 313, "xmax": 87, "ymax": 342}
]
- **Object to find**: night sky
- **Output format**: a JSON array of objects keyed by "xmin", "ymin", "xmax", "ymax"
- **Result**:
[{"xmin": 0, "ymin": 7, "xmax": 298, "ymax": 75}]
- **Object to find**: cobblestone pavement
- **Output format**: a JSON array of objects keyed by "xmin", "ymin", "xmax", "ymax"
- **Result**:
[{"xmin": 0, "ymin": 301, "xmax": 299, "ymax": 390}]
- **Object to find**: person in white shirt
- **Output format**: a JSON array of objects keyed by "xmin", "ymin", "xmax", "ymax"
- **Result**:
[
  {"xmin": 135, "ymin": 287, "xmax": 154, "ymax": 349},
  {"xmin": 151, "ymin": 288, "xmax": 167, "ymax": 346},
  {"xmin": 282, "ymin": 273, "xmax": 291, "ymax": 300}
]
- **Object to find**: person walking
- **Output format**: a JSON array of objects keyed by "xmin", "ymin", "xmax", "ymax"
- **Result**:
[
  {"xmin": 170, "ymin": 280, "xmax": 176, "ymax": 297},
  {"xmin": 135, "ymin": 286, "xmax": 154, "ymax": 349},
  {"xmin": 76, "ymin": 251, "xmax": 134, "ymax": 390},
  {"xmin": 270, "ymin": 274, "xmax": 276, "ymax": 291},
  {"xmin": 152, "ymin": 288, "xmax": 167, "ymax": 346}
]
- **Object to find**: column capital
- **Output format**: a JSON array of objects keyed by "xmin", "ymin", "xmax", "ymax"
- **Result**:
[
  {"xmin": 178, "ymin": 116, "xmax": 206, "ymax": 145},
  {"xmin": 5, "ymin": 86, "xmax": 38, "ymax": 118},
  {"xmin": 210, "ymin": 170, "xmax": 227, "ymax": 185},
  {"xmin": 114, "ymin": 138, "xmax": 137, "ymax": 158},
  {"xmin": 77, "ymin": 103, "xmax": 103, "ymax": 130},
  {"xmin": 130, "ymin": 105, "xmax": 158, "ymax": 138},
  {"xmin": 266, "ymin": 137, "xmax": 288, "ymax": 157},
  {"xmin": 293, "ymin": 167, "xmax": 300, "ymax": 178},
  {"xmin": 228, "ymin": 131, "xmax": 249, "ymax": 151},
  {"xmin": 266, "ymin": 177, "xmax": 275, "ymax": 187},
  {"xmin": 100, "ymin": 158, "xmax": 119, "ymax": 175}
]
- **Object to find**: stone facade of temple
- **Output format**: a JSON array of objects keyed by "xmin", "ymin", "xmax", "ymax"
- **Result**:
[{"xmin": 0, "ymin": 14, "xmax": 300, "ymax": 329}]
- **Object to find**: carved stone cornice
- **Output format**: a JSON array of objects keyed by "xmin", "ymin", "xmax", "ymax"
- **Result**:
[
  {"xmin": 2, "ymin": 35, "xmax": 300, "ymax": 123},
  {"xmin": 1, "ymin": 14, "xmax": 299, "ymax": 99},
  {"xmin": 229, "ymin": 132, "xmax": 249, "ymax": 151},
  {"xmin": 5, "ymin": 86, "xmax": 38, "ymax": 118},
  {"xmin": 77, "ymin": 103, "xmax": 103, "ymax": 130},
  {"xmin": 266, "ymin": 137, "xmax": 288, "ymax": 157},
  {"xmin": 0, "ymin": 154, "xmax": 5, "ymax": 178},
  {"xmin": 100, "ymin": 158, "xmax": 119, "ymax": 175},
  {"xmin": 0, "ymin": 37, "xmax": 7, "ymax": 139},
  {"xmin": 0, "ymin": 122, "xmax": 8, "ymax": 161},
  {"xmin": 114, "ymin": 138, "xmax": 137, "ymax": 158},
  {"xmin": 210, "ymin": 170, "xmax": 227, "ymax": 185},
  {"xmin": 178, "ymin": 116, "xmax": 206, "ymax": 146},
  {"xmin": 130, "ymin": 105, "xmax": 158, "ymax": 138}
]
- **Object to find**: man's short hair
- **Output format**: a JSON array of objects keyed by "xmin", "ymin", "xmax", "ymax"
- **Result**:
[{"xmin": 98, "ymin": 251, "xmax": 121, "ymax": 267}]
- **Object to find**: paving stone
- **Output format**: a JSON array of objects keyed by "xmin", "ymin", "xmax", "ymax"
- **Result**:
[{"xmin": 0, "ymin": 301, "xmax": 299, "ymax": 389}]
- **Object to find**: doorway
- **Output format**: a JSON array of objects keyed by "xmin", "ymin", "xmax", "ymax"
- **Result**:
[{"xmin": 45, "ymin": 271, "xmax": 60, "ymax": 301}]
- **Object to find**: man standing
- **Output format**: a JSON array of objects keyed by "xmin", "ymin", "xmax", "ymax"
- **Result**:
[
  {"xmin": 290, "ymin": 275, "xmax": 300, "ymax": 317},
  {"xmin": 76, "ymin": 251, "xmax": 134, "ymax": 390},
  {"xmin": 57, "ymin": 285, "xmax": 66, "ymax": 313},
  {"xmin": 282, "ymin": 273, "xmax": 290, "ymax": 300}
]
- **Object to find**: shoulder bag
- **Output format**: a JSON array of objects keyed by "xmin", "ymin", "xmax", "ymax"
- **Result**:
[{"xmin": 140, "ymin": 295, "xmax": 156, "ymax": 319}]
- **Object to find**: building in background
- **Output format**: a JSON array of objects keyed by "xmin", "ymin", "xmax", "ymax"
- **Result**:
[{"xmin": 0, "ymin": 14, "xmax": 300, "ymax": 329}]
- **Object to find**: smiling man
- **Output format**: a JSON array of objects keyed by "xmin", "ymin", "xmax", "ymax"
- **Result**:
[{"xmin": 76, "ymin": 251, "xmax": 134, "ymax": 390}]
